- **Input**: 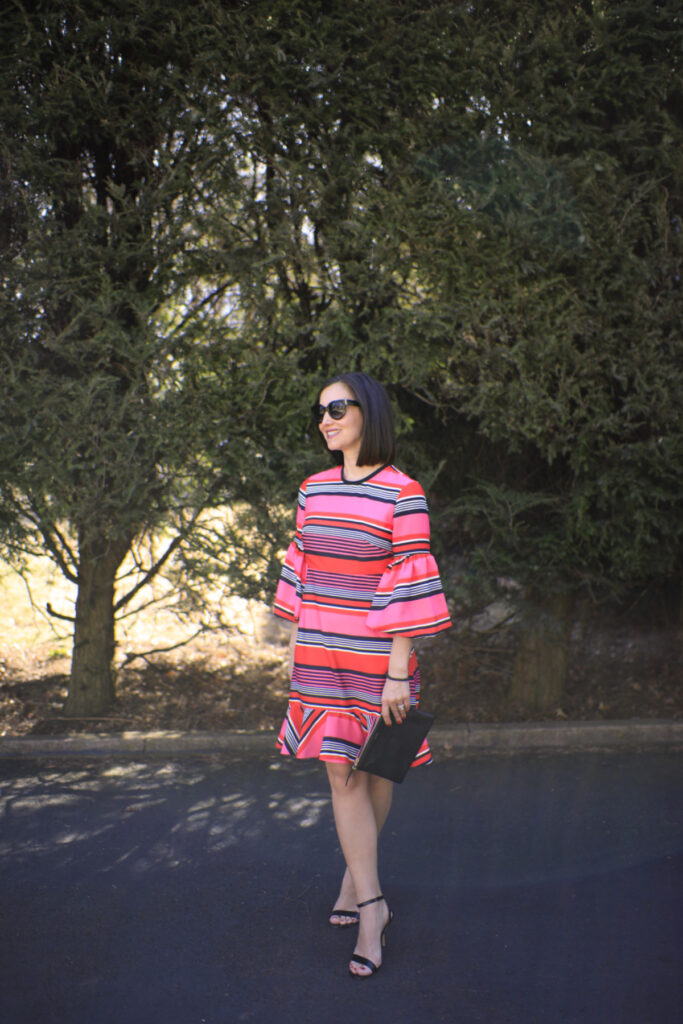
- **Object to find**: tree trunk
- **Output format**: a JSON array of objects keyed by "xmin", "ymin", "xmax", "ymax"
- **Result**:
[
  {"xmin": 508, "ymin": 593, "xmax": 574, "ymax": 712},
  {"xmin": 64, "ymin": 530, "xmax": 130, "ymax": 717}
]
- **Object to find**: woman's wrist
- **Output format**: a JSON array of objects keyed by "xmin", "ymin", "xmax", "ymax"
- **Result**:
[{"xmin": 386, "ymin": 673, "xmax": 410, "ymax": 681}]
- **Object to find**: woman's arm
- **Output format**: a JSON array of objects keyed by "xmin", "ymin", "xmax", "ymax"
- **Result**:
[
  {"xmin": 381, "ymin": 634, "xmax": 412, "ymax": 725},
  {"xmin": 288, "ymin": 621, "xmax": 297, "ymax": 679},
  {"xmin": 387, "ymin": 634, "xmax": 411, "ymax": 679}
]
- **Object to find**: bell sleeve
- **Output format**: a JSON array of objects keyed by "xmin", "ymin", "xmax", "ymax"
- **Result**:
[
  {"xmin": 366, "ymin": 480, "xmax": 452, "ymax": 638},
  {"xmin": 273, "ymin": 484, "xmax": 307, "ymax": 623}
]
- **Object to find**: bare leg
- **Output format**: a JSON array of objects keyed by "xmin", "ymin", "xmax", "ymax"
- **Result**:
[
  {"xmin": 330, "ymin": 773, "xmax": 393, "ymax": 922},
  {"xmin": 326, "ymin": 763, "xmax": 393, "ymax": 974}
]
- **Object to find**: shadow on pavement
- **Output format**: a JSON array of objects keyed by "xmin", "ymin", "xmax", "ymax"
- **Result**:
[{"xmin": 1, "ymin": 752, "xmax": 681, "ymax": 1024}]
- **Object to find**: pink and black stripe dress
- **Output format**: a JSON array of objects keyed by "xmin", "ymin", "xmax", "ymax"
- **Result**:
[{"xmin": 274, "ymin": 463, "xmax": 452, "ymax": 767}]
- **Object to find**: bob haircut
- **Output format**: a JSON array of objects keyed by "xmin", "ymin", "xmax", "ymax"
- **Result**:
[{"xmin": 316, "ymin": 372, "xmax": 395, "ymax": 467}]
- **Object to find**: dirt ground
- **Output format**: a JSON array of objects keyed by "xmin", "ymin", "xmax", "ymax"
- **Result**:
[{"xmin": 1, "ymin": 566, "xmax": 680, "ymax": 737}]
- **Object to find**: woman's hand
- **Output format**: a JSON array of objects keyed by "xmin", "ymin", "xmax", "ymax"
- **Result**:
[{"xmin": 381, "ymin": 676, "xmax": 411, "ymax": 726}]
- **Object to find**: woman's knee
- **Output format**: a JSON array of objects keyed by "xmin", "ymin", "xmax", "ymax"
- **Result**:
[{"xmin": 326, "ymin": 762, "xmax": 366, "ymax": 796}]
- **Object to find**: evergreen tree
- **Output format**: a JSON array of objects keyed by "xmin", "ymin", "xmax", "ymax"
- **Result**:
[
  {"xmin": 0, "ymin": 1, "xmax": 302, "ymax": 713},
  {"xmin": 404, "ymin": 1, "xmax": 683, "ymax": 706}
]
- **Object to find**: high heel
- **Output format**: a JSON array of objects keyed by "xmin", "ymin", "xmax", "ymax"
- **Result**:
[{"xmin": 348, "ymin": 895, "xmax": 393, "ymax": 978}]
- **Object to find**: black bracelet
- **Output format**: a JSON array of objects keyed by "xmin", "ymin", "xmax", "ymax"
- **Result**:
[{"xmin": 387, "ymin": 674, "xmax": 410, "ymax": 681}]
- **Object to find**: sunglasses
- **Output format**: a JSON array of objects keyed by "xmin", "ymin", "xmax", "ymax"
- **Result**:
[{"xmin": 313, "ymin": 398, "xmax": 361, "ymax": 423}]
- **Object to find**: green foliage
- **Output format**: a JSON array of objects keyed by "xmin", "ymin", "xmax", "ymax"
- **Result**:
[
  {"xmin": 0, "ymin": 3, "xmax": 297, "ymax": 570},
  {"xmin": 393, "ymin": 0, "xmax": 683, "ymax": 595}
]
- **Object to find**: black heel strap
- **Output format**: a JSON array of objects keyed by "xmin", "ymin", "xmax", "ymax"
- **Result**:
[{"xmin": 357, "ymin": 894, "xmax": 384, "ymax": 909}]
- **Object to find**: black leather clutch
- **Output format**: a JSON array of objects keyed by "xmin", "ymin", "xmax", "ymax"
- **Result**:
[{"xmin": 348, "ymin": 708, "xmax": 435, "ymax": 784}]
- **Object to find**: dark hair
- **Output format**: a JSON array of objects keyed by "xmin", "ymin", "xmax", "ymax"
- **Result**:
[{"xmin": 316, "ymin": 372, "xmax": 395, "ymax": 467}]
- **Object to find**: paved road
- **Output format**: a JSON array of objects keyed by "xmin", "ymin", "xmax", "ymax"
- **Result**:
[{"xmin": 1, "ymin": 751, "xmax": 681, "ymax": 1024}]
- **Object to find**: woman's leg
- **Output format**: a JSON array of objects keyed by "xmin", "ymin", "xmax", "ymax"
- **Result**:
[
  {"xmin": 326, "ymin": 763, "xmax": 393, "ymax": 974},
  {"xmin": 330, "ymin": 771, "xmax": 393, "ymax": 921},
  {"xmin": 368, "ymin": 770, "xmax": 394, "ymax": 830}
]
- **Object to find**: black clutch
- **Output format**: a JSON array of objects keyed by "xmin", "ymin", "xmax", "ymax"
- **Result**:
[{"xmin": 348, "ymin": 708, "xmax": 435, "ymax": 784}]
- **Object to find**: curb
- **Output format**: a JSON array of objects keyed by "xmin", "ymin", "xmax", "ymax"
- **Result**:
[
  {"xmin": 430, "ymin": 720, "xmax": 683, "ymax": 756},
  {"xmin": 0, "ymin": 720, "xmax": 681, "ymax": 760},
  {"xmin": 0, "ymin": 730, "xmax": 277, "ymax": 760}
]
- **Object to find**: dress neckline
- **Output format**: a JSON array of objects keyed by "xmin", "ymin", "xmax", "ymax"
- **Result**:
[{"xmin": 340, "ymin": 463, "xmax": 390, "ymax": 484}]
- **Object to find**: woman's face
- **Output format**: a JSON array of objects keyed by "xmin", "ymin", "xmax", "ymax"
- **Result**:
[{"xmin": 318, "ymin": 381, "xmax": 364, "ymax": 462}]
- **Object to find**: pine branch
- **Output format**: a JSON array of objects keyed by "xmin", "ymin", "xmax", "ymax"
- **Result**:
[{"xmin": 114, "ymin": 477, "xmax": 226, "ymax": 613}]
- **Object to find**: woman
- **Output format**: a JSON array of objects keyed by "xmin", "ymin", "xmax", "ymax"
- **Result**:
[{"xmin": 273, "ymin": 372, "xmax": 451, "ymax": 978}]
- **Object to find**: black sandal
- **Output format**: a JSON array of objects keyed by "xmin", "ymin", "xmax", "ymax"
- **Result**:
[{"xmin": 348, "ymin": 895, "xmax": 393, "ymax": 978}]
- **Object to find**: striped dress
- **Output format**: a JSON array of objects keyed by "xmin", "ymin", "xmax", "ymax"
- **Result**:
[{"xmin": 274, "ymin": 463, "xmax": 452, "ymax": 767}]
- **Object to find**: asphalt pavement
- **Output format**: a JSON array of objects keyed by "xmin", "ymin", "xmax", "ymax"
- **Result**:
[{"xmin": 1, "ymin": 748, "xmax": 681, "ymax": 1024}]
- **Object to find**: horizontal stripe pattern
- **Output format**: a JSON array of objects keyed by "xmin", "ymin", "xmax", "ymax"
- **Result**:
[{"xmin": 274, "ymin": 464, "xmax": 451, "ymax": 765}]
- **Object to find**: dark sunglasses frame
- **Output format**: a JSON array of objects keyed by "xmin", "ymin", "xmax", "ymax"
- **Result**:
[{"xmin": 313, "ymin": 398, "xmax": 361, "ymax": 423}]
